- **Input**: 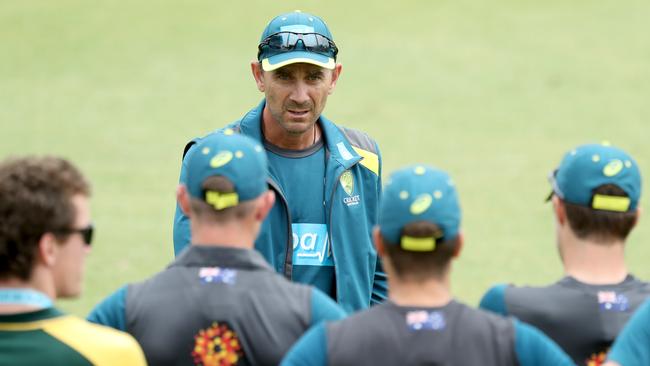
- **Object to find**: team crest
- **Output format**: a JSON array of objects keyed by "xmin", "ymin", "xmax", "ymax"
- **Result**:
[
  {"xmin": 192, "ymin": 322, "xmax": 243, "ymax": 366},
  {"xmin": 340, "ymin": 170, "xmax": 361, "ymax": 207},
  {"xmin": 340, "ymin": 170, "xmax": 354, "ymax": 196}
]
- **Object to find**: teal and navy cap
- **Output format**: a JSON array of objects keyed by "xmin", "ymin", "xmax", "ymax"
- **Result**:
[
  {"xmin": 379, "ymin": 165, "xmax": 461, "ymax": 252},
  {"xmin": 548, "ymin": 143, "xmax": 642, "ymax": 212},
  {"xmin": 186, "ymin": 131, "xmax": 268, "ymax": 210},
  {"xmin": 257, "ymin": 10, "xmax": 337, "ymax": 71}
]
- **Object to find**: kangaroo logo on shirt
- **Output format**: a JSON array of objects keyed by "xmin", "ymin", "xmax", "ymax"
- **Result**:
[{"xmin": 191, "ymin": 322, "xmax": 243, "ymax": 366}]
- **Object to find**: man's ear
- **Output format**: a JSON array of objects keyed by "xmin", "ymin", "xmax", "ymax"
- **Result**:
[
  {"xmin": 373, "ymin": 226, "xmax": 385, "ymax": 258},
  {"xmin": 552, "ymin": 195, "xmax": 567, "ymax": 226},
  {"xmin": 176, "ymin": 185, "xmax": 192, "ymax": 217},
  {"xmin": 255, "ymin": 190, "xmax": 276, "ymax": 222},
  {"xmin": 251, "ymin": 61, "xmax": 266, "ymax": 92},
  {"xmin": 38, "ymin": 232, "xmax": 58, "ymax": 267},
  {"xmin": 632, "ymin": 207, "xmax": 642, "ymax": 228},
  {"xmin": 327, "ymin": 64, "xmax": 343, "ymax": 95},
  {"xmin": 452, "ymin": 232, "xmax": 464, "ymax": 258}
]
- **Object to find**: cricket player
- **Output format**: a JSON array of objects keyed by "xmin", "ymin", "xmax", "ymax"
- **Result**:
[
  {"xmin": 480, "ymin": 143, "xmax": 649, "ymax": 365},
  {"xmin": 89, "ymin": 133, "xmax": 346, "ymax": 365},
  {"xmin": 172, "ymin": 10, "xmax": 386, "ymax": 313},
  {"xmin": 0, "ymin": 156, "xmax": 145, "ymax": 366},
  {"xmin": 281, "ymin": 165, "xmax": 574, "ymax": 366}
]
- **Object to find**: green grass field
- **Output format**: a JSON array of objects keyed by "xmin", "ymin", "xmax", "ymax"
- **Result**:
[{"xmin": 2, "ymin": 0, "xmax": 649, "ymax": 316}]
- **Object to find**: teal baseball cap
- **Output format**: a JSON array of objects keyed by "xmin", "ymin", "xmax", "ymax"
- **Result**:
[
  {"xmin": 257, "ymin": 10, "xmax": 338, "ymax": 71},
  {"xmin": 379, "ymin": 165, "xmax": 461, "ymax": 252},
  {"xmin": 185, "ymin": 131, "xmax": 268, "ymax": 210},
  {"xmin": 548, "ymin": 143, "xmax": 642, "ymax": 212}
]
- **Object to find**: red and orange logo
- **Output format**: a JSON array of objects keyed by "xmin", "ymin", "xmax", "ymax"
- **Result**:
[
  {"xmin": 586, "ymin": 350, "xmax": 607, "ymax": 366},
  {"xmin": 192, "ymin": 322, "xmax": 243, "ymax": 366}
]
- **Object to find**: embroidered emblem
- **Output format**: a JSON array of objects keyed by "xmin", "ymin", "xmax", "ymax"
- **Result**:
[
  {"xmin": 598, "ymin": 291, "xmax": 629, "ymax": 312},
  {"xmin": 406, "ymin": 310, "xmax": 446, "ymax": 331},
  {"xmin": 199, "ymin": 267, "xmax": 237, "ymax": 285},
  {"xmin": 340, "ymin": 170, "xmax": 354, "ymax": 196},
  {"xmin": 340, "ymin": 170, "xmax": 360, "ymax": 207},
  {"xmin": 192, "ymin": 322, "xmax": 243, "ymax": 366}
]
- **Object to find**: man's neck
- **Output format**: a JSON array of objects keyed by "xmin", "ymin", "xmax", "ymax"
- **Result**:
[
  {"xmin": 261, "ymin": 107, "xmax": 320, "ymax": 150},
  {"xmin": 190, "ymin": 221, "xmax": 256, "ymax": 250},
  {"xmin": 0, "ymin": 276, "xmax": 55, "ymax": 314},
  {"xmin": 561, "ymin": 235, "xmax": 628, "ymax": 285},
  {"xmin": 388, "ymin": 275, "xmax": 452, "ymax": 308}
]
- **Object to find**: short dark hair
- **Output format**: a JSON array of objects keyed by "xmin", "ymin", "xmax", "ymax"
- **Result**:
[
  {"xmin": 0, "ymin": 156, "xmax": 90, "ymax": 280},
  {"xmin": 383, "ymin": 221, "xmax": 459, "ymax": 281},
  {"xmin": 564, "ymin": 184, "xmax": 638, "ymax": 242},
  {"xmin": 189, "ymin": 176, "xmax": 256, "ymax": 222}
]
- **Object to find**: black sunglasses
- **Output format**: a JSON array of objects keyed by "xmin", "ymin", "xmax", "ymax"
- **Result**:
[
  {"xmin": 257, "ymin": 31, "xmax": 338, "ymax": 60},
  {"xmin": 56, "ymin": 224, "xmax": 94, "ymax": 246}
]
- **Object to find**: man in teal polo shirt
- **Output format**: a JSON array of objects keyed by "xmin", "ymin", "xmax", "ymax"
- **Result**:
[{"xmin": 173, "ymin": 10, "xmax": 386, "ymax": 312}]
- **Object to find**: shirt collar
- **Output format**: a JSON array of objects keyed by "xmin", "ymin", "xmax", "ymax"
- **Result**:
[{"xmin": 170, "ymin": 245, "xmax": 273, "ymax": 271}]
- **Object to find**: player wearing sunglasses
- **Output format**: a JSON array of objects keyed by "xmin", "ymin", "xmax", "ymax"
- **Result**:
[{"xmin": 0, "ymin": 156, "xmax": 145, "ymax": 366}]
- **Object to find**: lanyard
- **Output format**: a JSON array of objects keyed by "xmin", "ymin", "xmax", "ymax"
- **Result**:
[{"xmin": 0, "ymin": 289, "xmax": 53, "ymax": 308}]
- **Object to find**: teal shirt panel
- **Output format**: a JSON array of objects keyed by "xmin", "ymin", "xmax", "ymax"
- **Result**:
[
  {"xmin": 608, "ymin": 298, "xmax": 650, "ymax": 366},
  {"xmin": 266, "ymin": 141, "xmax": 336, "ymax": 299},
  {"xmin": 280, "ymin": 322, "xmax": 327, "ymax": 366},
  {"xmin": 86, "ymin": 286, "xmax": 128, "ymax": 332},
  {"xmin": 514, "ymin": 320, "xmax": 575, "ymax": 366},
  {"xmin": 479, "ymin": 284, "xmax": 508, "ymax": 315},
  {"xmin": 311, "ymin": 289, "xmax": 346, "ymax": 325}
]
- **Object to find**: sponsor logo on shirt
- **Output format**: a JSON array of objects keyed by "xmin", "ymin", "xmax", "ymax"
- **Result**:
[
  {"xmin": 597, "ymin": 291, "xmax": 629, "ymax": 312},
  {"xmin": 340, "ymin": 170, "xmax": 361, "ymax": 207},
  {"xmin": 198, "ymin": 267, "xmax": 237, "ymax": 285},
  {"xmin": 406, "ymin": 310, "xmax": 446, "ymax": 331},
  {"xmin": 292, "ymin": 223, "xmax": 333, "ymax": 266},
  {"xmin": 192, "ymin": 322, "xmax": 243, "ymax": 365}
]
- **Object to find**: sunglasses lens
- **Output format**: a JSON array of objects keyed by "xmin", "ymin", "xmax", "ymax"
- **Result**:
[
  {"xmin": 260, "ymin": 32, "xmax": 337, "ymax": 57},
  {"xmin": 82, "ymin": 225, "xmax": 93, "ymax": 246}
]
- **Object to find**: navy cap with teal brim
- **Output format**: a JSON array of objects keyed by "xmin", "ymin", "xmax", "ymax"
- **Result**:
[
  {"xmin": 548, "ymin": 143, "xmax": 642, "ymax": 212},
  {"xmin": 379, "ymin": 165, "xmax": 461, "ymax": 252},
  {"xmin": 258, "ymin": 10, "xmax": 336, "ymax": 71},
  {"xmin": 185, "ymin": 131, "xmax": 268, "ymax": 210}
]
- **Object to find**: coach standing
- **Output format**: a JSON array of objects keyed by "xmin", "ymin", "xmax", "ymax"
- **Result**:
[{"xmin": 173, "ymin": 10, "xmax": 386, "ymax": 312}]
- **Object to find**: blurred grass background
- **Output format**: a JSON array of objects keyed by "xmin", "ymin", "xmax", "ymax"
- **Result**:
[{"xmin": 1, "ymin": 0, "xmax": 649, "ymax": 316}]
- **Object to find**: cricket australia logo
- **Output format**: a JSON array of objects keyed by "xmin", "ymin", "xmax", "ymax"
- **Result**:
[{"xmin": 340, "ymin": 170, "xmax": 360, "ymax": 206}]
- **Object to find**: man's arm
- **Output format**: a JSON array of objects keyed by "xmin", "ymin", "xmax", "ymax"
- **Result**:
[
  {"xmin": 280, "ymin": 323, "xmax": 328, "ymax": 366},
  {"xmin": 87, "ymin": 286, "xmax": 128, "ymax": 331},
  {"xmin": 514, "ymin": 320, "xmax": 576, "ymax": 366},
  {"xmin": 172, "ymin": 140, "xmax": 198, "ymax": 256},
  {"xmin": 479, "ymin": 284, "xmax": 509, "ymax": 315},
  {"xmin": 606, "ymin": 299, "xmax": 650, "ymax": 366}
]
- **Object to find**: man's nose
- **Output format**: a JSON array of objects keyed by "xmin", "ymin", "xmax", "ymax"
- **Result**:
[{"xmin": 289, "ymin": 81, "xmax": 310, "ymax": 105}]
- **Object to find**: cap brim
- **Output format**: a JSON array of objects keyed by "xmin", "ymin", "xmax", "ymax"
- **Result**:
[{"xmin": 261, "ymin": 51, "xmax": 335, "ymax": 71}]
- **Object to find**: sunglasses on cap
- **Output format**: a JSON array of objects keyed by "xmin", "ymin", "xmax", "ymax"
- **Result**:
[
  {"xmin": 56, "ymin": 223, "xmax": 94, "ymax": 246},
  {"xmin": 257, "ymin": 31, "xmax": 338, "ymax": 60}
]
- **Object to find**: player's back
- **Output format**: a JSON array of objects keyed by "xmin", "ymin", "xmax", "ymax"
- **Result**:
[
  {"xmin": 324, "ymin": 301, "xmax": 518, "ymax": 366},
  {"xmin": 118, "ymin": 246, "xmax": 340, "ymax": 366},
  {"xmin": 481, "ymin": 275, "xmax": 650, "ymax": 364},
  {"xmin": 0, "ymin": 307, "xmax": 145, "ymax": 366}
]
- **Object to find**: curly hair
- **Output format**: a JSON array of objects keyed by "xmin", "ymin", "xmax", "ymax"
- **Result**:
[{"xmin": 0, "ymin": 156, "xmax": 90, "ymax": 280}]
